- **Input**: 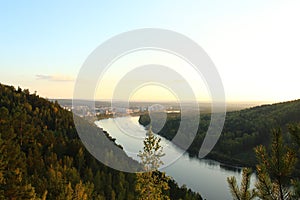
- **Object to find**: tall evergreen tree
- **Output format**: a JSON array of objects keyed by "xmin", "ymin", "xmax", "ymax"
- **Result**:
[{"xmin": 136, "ymin": 126, "xmax": 170, "ymax": 200}]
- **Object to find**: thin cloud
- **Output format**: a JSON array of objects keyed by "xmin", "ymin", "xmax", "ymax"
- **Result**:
[{"xmin": 36, "ymin": 74, "xmax": 75, "ymax": 82}]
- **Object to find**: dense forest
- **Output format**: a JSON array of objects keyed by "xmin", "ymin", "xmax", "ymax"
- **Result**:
[
  {"xmin": 0, "ymin": 83, "xmax": 202, "ymax": 200},
  {"xmin": 139, "ymin": 99, "xmax": 300, "ymax": 169}
]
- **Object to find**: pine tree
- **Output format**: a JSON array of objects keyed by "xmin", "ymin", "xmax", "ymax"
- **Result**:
[
  {"xmin": 135, "ymin": 126, "xmax": 170, "ymax": 200},
  {"xmin": 73, "ymin": 181, "xmax": 88, "ymax": 200},
  {"xmin": 254, "ymin": 128, "xmax": 297, "ymax": 200},
  {"xmin": 0, "ymin": 133, "xmax": 38, "ymax": 200},
  {"xmin": 288, "ymin": 123, "xmax": 300, "ymax": 198},
  {"xmin": 289, "ymin": 124, "xmax": 300, "ymax": 147},
  {"xmin": 0, "ymin": 136, "xmax": 5, "ymax": 199},
  {"xmin": 227, "ymin": 168, "xmax": 256, "ymax": 200},
  {"xmin": 228, "ymin": 128, "xmax": 298, "ymax": 200},
  {"xmin": 60, "ymin": 182, "xmax": 73, "ymax": 200}
]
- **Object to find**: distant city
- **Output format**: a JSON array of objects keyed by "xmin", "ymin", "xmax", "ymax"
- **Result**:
[
  {"xmin": 53, "ymin": 99, "xmax": 259, "ymax": 117},
  {"xmin": 54, "ymin": 99, "xmax": 182, "ymax": 117}
]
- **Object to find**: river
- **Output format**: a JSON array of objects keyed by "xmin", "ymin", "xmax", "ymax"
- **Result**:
[{"xmin": 95, "ymin": 116, "xmax": 256, "ymax": 200}]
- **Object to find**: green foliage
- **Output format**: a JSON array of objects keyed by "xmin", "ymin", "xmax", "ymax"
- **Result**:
[
  {"xmin": 255, "ymin": 129, "xmax": 297, "ymax": 200},
  {"xmin": 287, "ymin": 124, "xmax": 300, "ymax": 198},
  {"xmin": 289, "ymin": 123, "xmax": 300, "ymax": 148},
  {"xmin": 136, "ymin": 126, "xmax": 170, "ymax": 200},
  {"xmin": 228, "ymin": 128, "xmax": 298, "ymax": 200},
  {"xmin": 136, "ymin": 171, "xmax": 170, "ymax": 200},
  {"xmin": 227, "ymin": 168, "xmax": 256, "ymax": 200},
  {"xmin": 139, "ymin": 126, "xmax": 165, "ymax": 171}
]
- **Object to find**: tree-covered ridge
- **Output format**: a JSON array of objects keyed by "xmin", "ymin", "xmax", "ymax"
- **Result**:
[
  {"xmin": 139, "ymin": 99, "xmax": 300, "ymax": 168},
  {"xmin": 0, "ymin": 83, "xmax": 201, "ymax": 200}
]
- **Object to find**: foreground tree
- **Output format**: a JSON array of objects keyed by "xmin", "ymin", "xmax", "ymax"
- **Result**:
[
  {"xmin": 135, "ymin": 126, "xmax": 170, "ymax": 200},
  {"xmin": 255, "ymin": 128, "xmax": 297, "ymax": 200},
  {"xmin": 228, "ymin": 128, "xmax": 298, "ymax": 200},
  {"xmin": 227, "ymin": 168, "xmax": 256, "ymax": 200}
]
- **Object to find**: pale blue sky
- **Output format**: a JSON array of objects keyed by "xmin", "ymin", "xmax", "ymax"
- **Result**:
[{"xmin": 1, "ymin": 1, "xmax": 299, "ymax": 102}]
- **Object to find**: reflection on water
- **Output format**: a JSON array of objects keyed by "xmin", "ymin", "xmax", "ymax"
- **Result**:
[
  {"xmin": 220, "ymin": 163, "xmax": 242, "ymax": 173},
  {"xmin": 95, "ymin": 116, "xmax": 256, "ymax": 200}
]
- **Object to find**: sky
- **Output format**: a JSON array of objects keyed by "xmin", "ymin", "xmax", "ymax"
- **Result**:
[{"xmin": 1, "ymin": 0, "xmax": 300, "ymax": 103}]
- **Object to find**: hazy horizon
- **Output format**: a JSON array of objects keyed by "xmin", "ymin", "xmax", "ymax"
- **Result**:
[
  {"xmin": 2, "ymin": 79, "xmax": 298, "ymax": 105},
  {"xmin": 50, "ymin": 96, "xmax": 289, "ymax": 106}
]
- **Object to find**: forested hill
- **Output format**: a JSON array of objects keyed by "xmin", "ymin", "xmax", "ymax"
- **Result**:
[
  {"xmin": 139, "ymin": 99, "xmax": 300, "ymax": 167},
  {"xmin": 0, "ymin": 83, "xmax": 202, "ymax": 200}
]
